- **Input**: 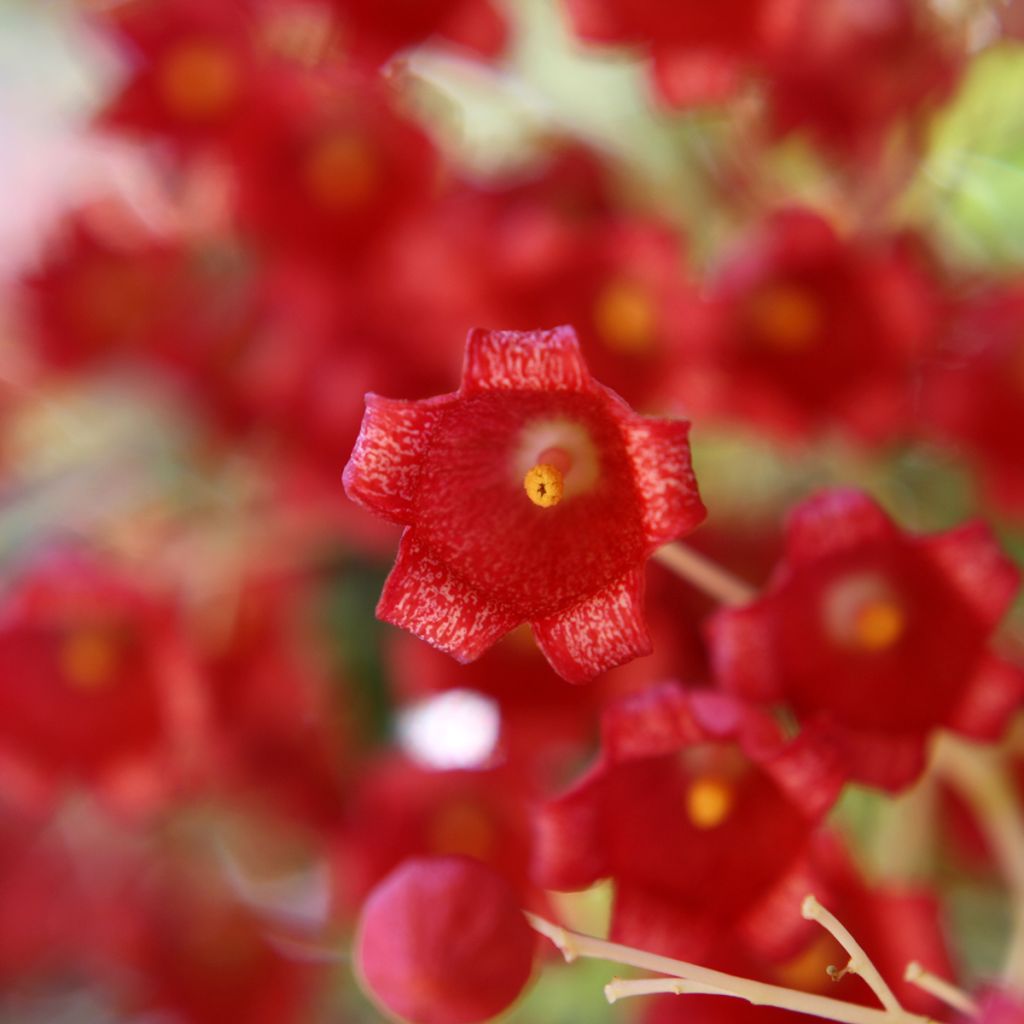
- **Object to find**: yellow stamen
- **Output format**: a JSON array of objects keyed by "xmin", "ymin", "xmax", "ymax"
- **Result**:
[
  {"xmin": 747, "ymin": 283, "xmax": 821, "ymax": 352},
  {"xmin": 303, "ymin": 134, "xmax": 377, "ymax": 212},
  {"xmin": 429, "ymin": 801, "xmax": 495, "ymax": 862},
  {"xmin": 59, "ymin": 627, "xmax": 121, "ymax": 691},
  {"xmin": 685, "ymin": 777, "xmax": 734, "ymax": 830},
  {"xmin": 524, "ymin": 463, "xmax": 564, "ymax": 508},
  {"xmin": 853, "ymin": 599, "xmax": 905, "ymax": 652},
  {"xmin": 158, "ymin": 40, "xmax": 240, "ymax": 122},
  {"xmin": 774, "ymin": 934, "xmax": 838, "ymax": 991},
  {"xmin": 593, "ymin": 279, "xmax": 658, "ymax": 355}
]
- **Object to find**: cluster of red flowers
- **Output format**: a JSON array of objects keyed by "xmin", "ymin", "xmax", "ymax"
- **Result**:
[{"xmin": 4, "ymin": 1, "xmax": 1024, "ymax": 1023}]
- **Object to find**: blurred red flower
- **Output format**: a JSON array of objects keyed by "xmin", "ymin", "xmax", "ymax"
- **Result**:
[
  {"xmin": 708, "ymin": 489, "xmax": 1024, "ymax": 791},
  {"xmin": 534, "ymin": 682, "xmax": 845, "ymax": 962}
]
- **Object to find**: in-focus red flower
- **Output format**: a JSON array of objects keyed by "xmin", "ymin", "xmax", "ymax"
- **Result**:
[
  {"xmin": 682, "ymin": 207, "xmax": 941, "ymax": 443},
  {"xmin": 922, "ymin": 282, "xmax": 1024, "ymax": 515},
  {"xmin": 708, "ymin": 489, "xmax": 1024, "ymax": 791},
  {"xmin": 356, "ymin": 856, "xmax": 536, "ymax": 1024},
  {"xmin": 534, "ymin": 682, "xmax": 845, "ymax": 962},
  {"xmin": 343, "ymin": 325, "xmax": 706, "ymax": 682}
]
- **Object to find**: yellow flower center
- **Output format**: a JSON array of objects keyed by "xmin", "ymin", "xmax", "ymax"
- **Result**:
[
  {"xmin": 158, "ymin": 40, "xmax": 240, "ymax": 122},
  {"xmin": 303, "ymin": 134, "xmax": 378, "ymax": 212},
  {"xmin": 685, "ymin": 777, "xmax": 734, "ymax": 830},
  {"xmin": 747, "ymin": 283, "xmax": 822, "ymax": 352},
  {"xmin": 593, "ymin": 279, "xmax": 657, "ymax": 355},
  {"xmin": 59, "ymin": 626, "xmax": 122, "ymax": 691},
  {"xmin": 852, "ymin": 598, "xmax": 905, "ymax": 651},
  {"xmin": 524, "ymin": 463, "xmax": 564, "ymax": 508},
  {"xmin": 774, "ymin": 934, "xmax": 837, "ymax": 991}
]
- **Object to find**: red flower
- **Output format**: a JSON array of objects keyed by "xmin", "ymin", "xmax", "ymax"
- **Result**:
[
  {"xmin": 641, "ymin": 833, "xmax": 954, "ymax": 1024},
  {"xmin": 343, "ymin": 325, "xmax": 706, "ymax": 682},
  {"xmin": 108, "ymin": 843, "xmax": 324, "ymax": 1024},
  {"xmin": 333, "ymin": 758, "xmax": 534, "ymax": 910},
  {"xmin": 20, "ymin": 215, "xmax": 188, "ymax": 374},
  {"xmin": 561, "ymin": 0, "xmax": 779, "ymax": 107},
  {"xmin": 708, "ymin": 489, "xmax": 1024, "ymax": 791},
  {"xmin": 922, "ymin": 282, "xmax": 1024, "ymax": 515},
  {"xmin": 356, "ymin": 856, "xmax": 536, "ymax": 1024},
  {"xmin": 226, "ymin": 68, "xmax": 439, "ymax": 263},
  {"xmin": 200, "ymin": 572, "xmax": 349, "ymax": 829},
  {"xmin": 534, "ymin": 682, "xmax": 845, "ymax": 962},
  {"xmin": 94, "ymin": 0, "xmax": 257, "ymax": 152},
  {"xmin": 682, "ymin": 208, "xmax": 941, "ymax": 442},
  {"xmin": 328, "ymin": 0, "xmax": 508, "ymax": 64},
  {"xmin": 0, "ymin": 548, "xmax": 206, "ymax": 810},
  {"xmin": 761, "ymin": 0, "xmax": 960, "ymax": 162}
]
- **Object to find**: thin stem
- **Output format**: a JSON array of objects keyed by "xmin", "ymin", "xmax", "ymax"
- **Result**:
[
  {"xmin": 526, "ymin": 914, "xmax": 933, "ymax": 1024},
  {"xmin": 904, "ymin": 962, "xmax": 979, "ymax": 1016},
  {"xmin": 653, "ymin": 542, "xmax": 758, "ymax": 607},
  {"xmin": 932, "ymin": 734, "xmax": 1024, "ymax": 988},
  {"xmin": 802, "ymin": 894, "xmax": 902, "ymax": 1013},
  {"xmin": 606, "ymin": 977, "xmax": 748, "ymax": 1002}
]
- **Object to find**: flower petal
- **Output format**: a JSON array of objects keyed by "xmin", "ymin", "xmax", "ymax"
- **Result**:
[
  {"xmin": 919, "ymin": 521, "xmax": 1020, "ymax": 629},
  {"xmin": 758, "ymin": 727, "xmax": 847, "ymax": 821},
  {"xmin": 532, "ymin": 765, "xmax": 608, "ymax": 891},
  {"xmin": 600, "ymin": 682, "xmax": 740, "ymax": 763},
  {"xmin": 736, "ymin": 853, "xmax": 820, "ymax": 962},
  {"xmin": 784, "ymin": 489, "xmax": 897, "ymax": 564},
  {"xmin": 343, "ymin": 394, "xmax": 450, "ymax": 524},
  {"xmin": 622, "ymin": 417, "xmax": 706, "ymax": 547},
  {"xmin": 377, "ymin": 534, "xmax": 520, "ymax": 663},
  {"xmin": 461, "ymin": 326, "xmax": 592, "ymax": 394},
  {"xmin": 705, "ymin": 602, "xmax": 782, "ymax": 702},
  {"xmin": 947, "ymin": 652, "xmax": 1024, "ymax": 740},
  {"xmin": 532, "ymin": 570, "xmax": 651, "ymax": 683},
  {"xmin": 611, "ymin": 882, "xmax": 718, "ymax": 962},
  {"xmin": 826, "ymin": 724, "xmax": 928, "ymax": 793}
]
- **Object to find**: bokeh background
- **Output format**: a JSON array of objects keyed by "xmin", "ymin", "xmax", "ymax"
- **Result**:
[{"xmin": 2, "ymin": 1, "xmax": 1024, "ymax": 1022}]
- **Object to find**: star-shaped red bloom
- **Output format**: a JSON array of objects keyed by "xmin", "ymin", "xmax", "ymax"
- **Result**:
[
  {"xmin": 343, "ymin": 326, "xmax": 706, "ymax": 682},
  {"xmin": 534, "ymin": 683, "xmax": 845, "ymax": 962},
  {"xmin": 708, "ymin": 489, "xmax": 1024, "ymax": 791}
]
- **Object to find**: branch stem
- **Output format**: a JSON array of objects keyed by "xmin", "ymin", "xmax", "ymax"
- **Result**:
[
  {"xmin": 932, "ymin": 734, "xmax": 1024, "ymax": 988},
  {"xmin": 526, "ymin": 914, "xmax": 931, "ymax": 1024},
  {"xmin": 802, "ymin": 894, "xmax": 902, "ymax": 1013},
  {"xmin": 653, "ymin": 542, "xmax": 758, "ymax": 606},
  {"xmin": 904, "ymin": 962, "xmax": 979, "ymax": 1016}
]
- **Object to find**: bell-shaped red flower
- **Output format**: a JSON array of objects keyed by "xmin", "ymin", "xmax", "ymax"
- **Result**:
[
  {"xmin": 708, "ymin": 489, "xmax": 1024, "ymax": 791},
  {"xmin": 761, "ymin": 0, "xmax": 960, "ymax": 162},
  {"xmin": 94, "ymin": 0, "xmax": 257, "ymax": 153},
  {"xmin": 534, "ymin": 682, "xmax": 845, "ymax": 962},
  {"xmin": 356, "ymin": 856, "xmax": 536, "ymax": 1024},
  {"xmin": 343, "ymin": 326, "xmax": 706, "ymax": 682},
  {"xmin": 0, "ymin": 547, "xmax": 206, "ymax": 810},
  {"xmin": 682, "ymin": 208, "xmax": 941, "ymax": 443}
]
